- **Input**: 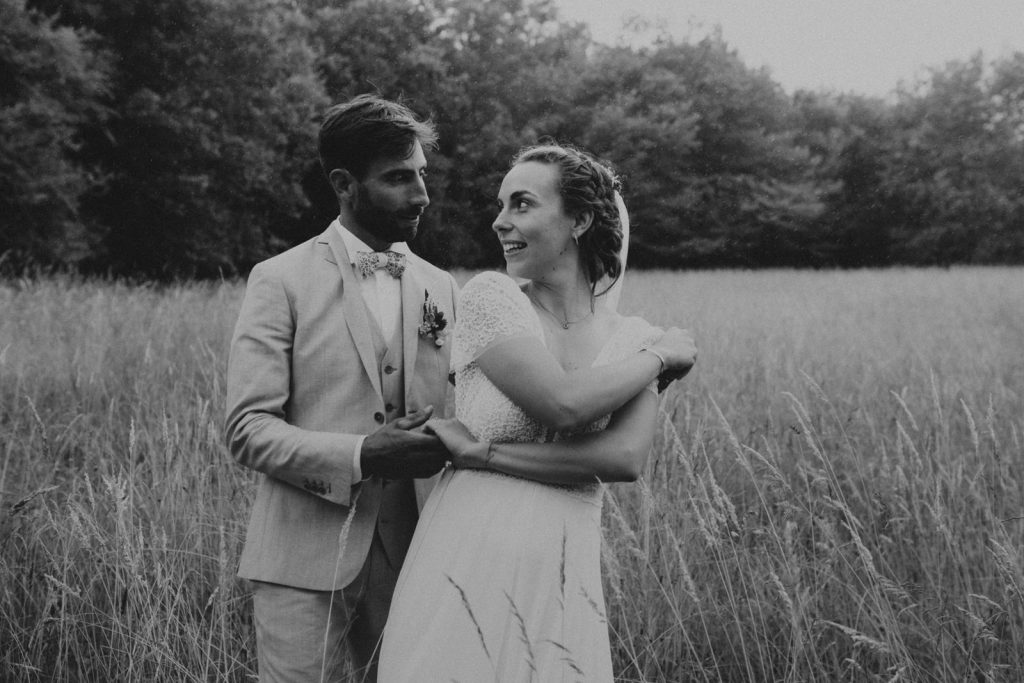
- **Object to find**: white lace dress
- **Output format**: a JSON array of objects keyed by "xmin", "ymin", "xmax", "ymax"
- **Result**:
[{"xmin": 379, "ymin": 271, "xmax": 659, "ymax": 683}]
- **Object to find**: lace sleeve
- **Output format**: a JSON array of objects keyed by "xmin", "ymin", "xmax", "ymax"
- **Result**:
[{"xmin": 452, "ymin": 271, "xmax": 539, "ymax": 372}]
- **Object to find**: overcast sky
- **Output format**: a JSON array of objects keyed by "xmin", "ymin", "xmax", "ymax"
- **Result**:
[{"xmin": 553, "ymin": 0, "xmax": 1024, "ymax": 97}]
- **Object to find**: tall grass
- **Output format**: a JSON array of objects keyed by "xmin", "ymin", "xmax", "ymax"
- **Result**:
[
  {"xmin": 0, "ymin": 276, "xmax": 250, "ymax": 681},
  {"xmin": 1, "ymin": 268, "xmax": 1022, "ymax": 681},
  {"xmin": 606, "ymin": 268, "xmax": 1024, "ymax": 682}
]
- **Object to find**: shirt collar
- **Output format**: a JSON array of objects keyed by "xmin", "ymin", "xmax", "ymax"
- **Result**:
[{"xmin": 334, "ymin": 219, "xmax": 411, "ymax": 265}]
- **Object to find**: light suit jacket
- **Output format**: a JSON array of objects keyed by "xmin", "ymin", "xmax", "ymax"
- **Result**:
[{"xmin": 225, "ymin": 224, "xmax": 458, "ymax": 590}]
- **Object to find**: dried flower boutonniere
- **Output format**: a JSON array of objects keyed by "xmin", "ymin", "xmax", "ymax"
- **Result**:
[{"xmin": 418, "ymin": 289, "xmax": 449, "ymax": 347}]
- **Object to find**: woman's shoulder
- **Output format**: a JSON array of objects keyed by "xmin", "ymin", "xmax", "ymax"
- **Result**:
[
  {"xmin": 452, "ymin": 272, "xmax": 539, "ymax": 364},
  {"xmin": 463, "ymin": 270, "xmax": 518, "ymax": 294},
  {"xmin": 461, "ymin": 271, "xmax": 529, "ymax": 309},
  {"xmin": 457, "ymin": 270, "xmax": 535, "ymax": 329}
]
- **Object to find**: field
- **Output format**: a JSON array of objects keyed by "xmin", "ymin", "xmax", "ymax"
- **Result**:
[{"xmin": 1, "ymin": 267, "xmax": 1022, "ymax": 682}]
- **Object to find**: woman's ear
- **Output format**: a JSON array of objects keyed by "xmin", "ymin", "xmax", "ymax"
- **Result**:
[
  {"xmin": 328, "ymin": 168, "xmax": 356, "ymax": 202},
  {"xmin": 573, "ymin": 210, "xmax": 594, "ymax": 240}
]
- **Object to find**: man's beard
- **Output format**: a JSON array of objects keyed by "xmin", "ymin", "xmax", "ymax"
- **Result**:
[{"xmin": 353, "ymin": 184, "xmax": 420, "ymax": 244}]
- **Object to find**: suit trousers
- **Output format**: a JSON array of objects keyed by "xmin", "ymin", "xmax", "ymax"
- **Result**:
[{"xmin": 252, "ymin": 530, "xmax": 399, "ymax": 683}]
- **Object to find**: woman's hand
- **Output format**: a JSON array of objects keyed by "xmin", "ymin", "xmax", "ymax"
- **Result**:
[
  {"xmin": 645, "ymin": 327, "xmax": 697, "ymax": 391},
  {"xmin": 423, "ymin": 418, "xmax": 492, "ymax": 470},
  {"xmin": 648, "ymin": 327, "xmax": 697, "ymax": 374}
]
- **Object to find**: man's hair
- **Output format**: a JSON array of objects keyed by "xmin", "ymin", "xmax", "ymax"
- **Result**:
[{"xmin": 318, "ymin": 94, "xmax": 438, "ymax": 180}]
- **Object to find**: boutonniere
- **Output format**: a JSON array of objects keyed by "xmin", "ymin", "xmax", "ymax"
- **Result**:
[{"xmin": 418, "ymin": 289, "xmax": 449, "ymax": 347}]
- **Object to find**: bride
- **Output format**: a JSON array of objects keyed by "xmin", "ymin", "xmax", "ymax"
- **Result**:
[{"xmin": 378, "ymin": 143, "xmax": 697, "ymax": 681}]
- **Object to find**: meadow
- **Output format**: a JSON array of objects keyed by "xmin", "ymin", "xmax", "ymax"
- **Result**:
[{"xmin": 1, "ymin": 267, "xmax": 1022, "ymax": 682}]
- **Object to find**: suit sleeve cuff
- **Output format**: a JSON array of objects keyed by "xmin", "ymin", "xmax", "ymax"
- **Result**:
[{"xmin": 352, "ymin": 435, "xmax": 366, "ymax": 481}]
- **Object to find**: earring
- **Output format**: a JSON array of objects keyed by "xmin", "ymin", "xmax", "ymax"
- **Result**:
[{"xmin": 572, "ymin": 233, "xmax": 580, "ymax": 246}]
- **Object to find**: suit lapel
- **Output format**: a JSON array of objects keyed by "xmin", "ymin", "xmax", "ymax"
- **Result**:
[
  {"xmin": 400, "ymin": 262, "xmax": 423, "ymax": 403},
  {"xmin": 320, "ymin": 225, "xmax": 383, "ymax": 399}
]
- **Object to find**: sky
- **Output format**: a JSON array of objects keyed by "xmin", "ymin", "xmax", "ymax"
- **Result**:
[{"xmin": 553, "ymin": 0, "xmax": 1024, "ymax": 97}]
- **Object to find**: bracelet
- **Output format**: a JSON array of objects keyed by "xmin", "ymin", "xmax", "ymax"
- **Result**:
[
  {"xmin": 642, "ymin": 347, "xmax": 667, "ymax": 373},
  {"xmin": 483, "ymin": 441, "xmax": 495, "ymax": 466}
]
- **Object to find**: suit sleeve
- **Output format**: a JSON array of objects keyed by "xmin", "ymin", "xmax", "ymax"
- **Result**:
[{"xmin": 224, "ymin": 263, "xmax": 360, "ymax": 506}]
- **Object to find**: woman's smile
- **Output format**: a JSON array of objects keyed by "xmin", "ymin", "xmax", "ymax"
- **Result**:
[{"xmin": 501, "ymin": 240, "xmax": 527, "ymax": 256}]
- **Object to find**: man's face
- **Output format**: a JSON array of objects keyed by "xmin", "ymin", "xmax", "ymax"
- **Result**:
[{"xmin": 348, "ymin": 141, "xmax": 430, "ymax": 249}]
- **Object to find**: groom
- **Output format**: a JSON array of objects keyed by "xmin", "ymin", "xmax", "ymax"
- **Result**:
[{"xmin": 225, "ymin": 95, "xmax": 457, "ymax": 681}]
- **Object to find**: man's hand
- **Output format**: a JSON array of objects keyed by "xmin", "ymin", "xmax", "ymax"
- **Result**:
[
  {"xmin": 657, "ymin": 367, "xmax": 691, "ymax": 393},
  {"xmin": 360, "ymin": 406, "xmax": 450, "ymax": 479}
]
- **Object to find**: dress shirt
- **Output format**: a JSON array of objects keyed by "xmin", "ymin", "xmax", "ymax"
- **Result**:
[{"xmin": 335, "ymin": 219, "xmax": 411, "ymax": 481}]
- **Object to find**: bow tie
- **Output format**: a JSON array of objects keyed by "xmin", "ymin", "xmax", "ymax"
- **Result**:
[{"xmin": 355, "ymin": 250, "xmax": 406, "ymax": 279}]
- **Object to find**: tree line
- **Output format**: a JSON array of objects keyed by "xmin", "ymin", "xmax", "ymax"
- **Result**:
[{"xmin": 4, "ymin": 0, "xmax": 1024, "ymax": 278}]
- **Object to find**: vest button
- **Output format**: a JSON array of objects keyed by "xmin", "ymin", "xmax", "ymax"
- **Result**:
[
  {"xmin": 385, "ymin": 403, "xmax": 395, "ymax": 412},
  {"xmin": 384, "ymin": 365, "xmax": 396, "ymax": 375},
  {"xmin": 373, "ymin": 412, "xmax": 385, "ymax": 424}
]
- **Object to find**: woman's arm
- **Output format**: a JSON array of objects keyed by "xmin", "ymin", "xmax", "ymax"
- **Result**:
[
  {"xmin": 426, "ymin": 389, "xmax": 659, "ymax": 485},
  {"xmin": 476, "ymin": 328, "xmax": 692, "ymax": 432}
]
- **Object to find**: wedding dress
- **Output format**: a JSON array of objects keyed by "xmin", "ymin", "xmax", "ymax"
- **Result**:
[{"xmin": 379, "ymin": 269, "xmax": 657, "ymax": 682}]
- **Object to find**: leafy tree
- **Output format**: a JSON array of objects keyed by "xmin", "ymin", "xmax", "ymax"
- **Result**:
[
  {"xmin": 884, "ymin": 53, "xmax": 1024, "ymax": 264},
  {"xmin": 32, "ymin": 0, "xmax": 327, "ymax": 277},
  {"xmin": 667, "ymin": 36, "xmax": 829, "ymax": 267},
  {"xmin": 0, "ymin": 0, "xmax": 109, "ymax": 270},
  {"xmin": 8, "ymin": 0, "xmax": 1024, "ymax": 274},
  {"xmin": 568, "ymin": 35, "xmax": 829, "ymax": 267},
  {"xmin": 416, "ymin": 0, "xmax": 591, "ymax": 268},
  {"xmin": 561, "ymin": 45, "xmax": 704, "ymax": 265},
  {"xmin": 971, "ymin": 51, "xmax": 1024, "ymax": 262},
  {"xmin": 295, "ymin": 0, "xmax": 448, "ymax": 252},
  {"xmin": 792, "ymin": 91, "xmax": 902, "ymax": 266},
  {"xmin": 302, "ymin": 0, "xmax": 590, "ymax": 268}
]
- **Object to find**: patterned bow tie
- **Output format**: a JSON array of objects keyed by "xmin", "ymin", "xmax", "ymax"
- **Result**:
[{"xmin": 355, "ymin": 250, "xmax": 406, "ymax": 279}]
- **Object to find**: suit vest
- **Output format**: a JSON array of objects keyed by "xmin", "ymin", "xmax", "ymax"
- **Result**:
[{"xmin": 365, "ymin": 305, "xmax": 419, "ymax": 570}]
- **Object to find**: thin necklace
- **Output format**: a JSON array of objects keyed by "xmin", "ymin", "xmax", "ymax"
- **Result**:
[{"xmin": 528, "ymin": 288, "xmax": 594, "ymax": 330}]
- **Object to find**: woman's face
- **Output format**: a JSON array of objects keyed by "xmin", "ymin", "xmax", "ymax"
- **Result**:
[{"xmin": 492, "ymin": 161, "xmax": 576, "ymax": 281}]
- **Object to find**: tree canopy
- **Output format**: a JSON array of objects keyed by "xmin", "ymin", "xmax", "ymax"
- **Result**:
[{"xmin": 3, "ymin": 0, "xmax": 1023, "ymax": 277}]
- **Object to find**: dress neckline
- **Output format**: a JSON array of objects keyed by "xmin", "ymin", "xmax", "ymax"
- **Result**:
[{"xmin": 516, "ymin": 283, "xmax": 627, "ymax": 369}]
